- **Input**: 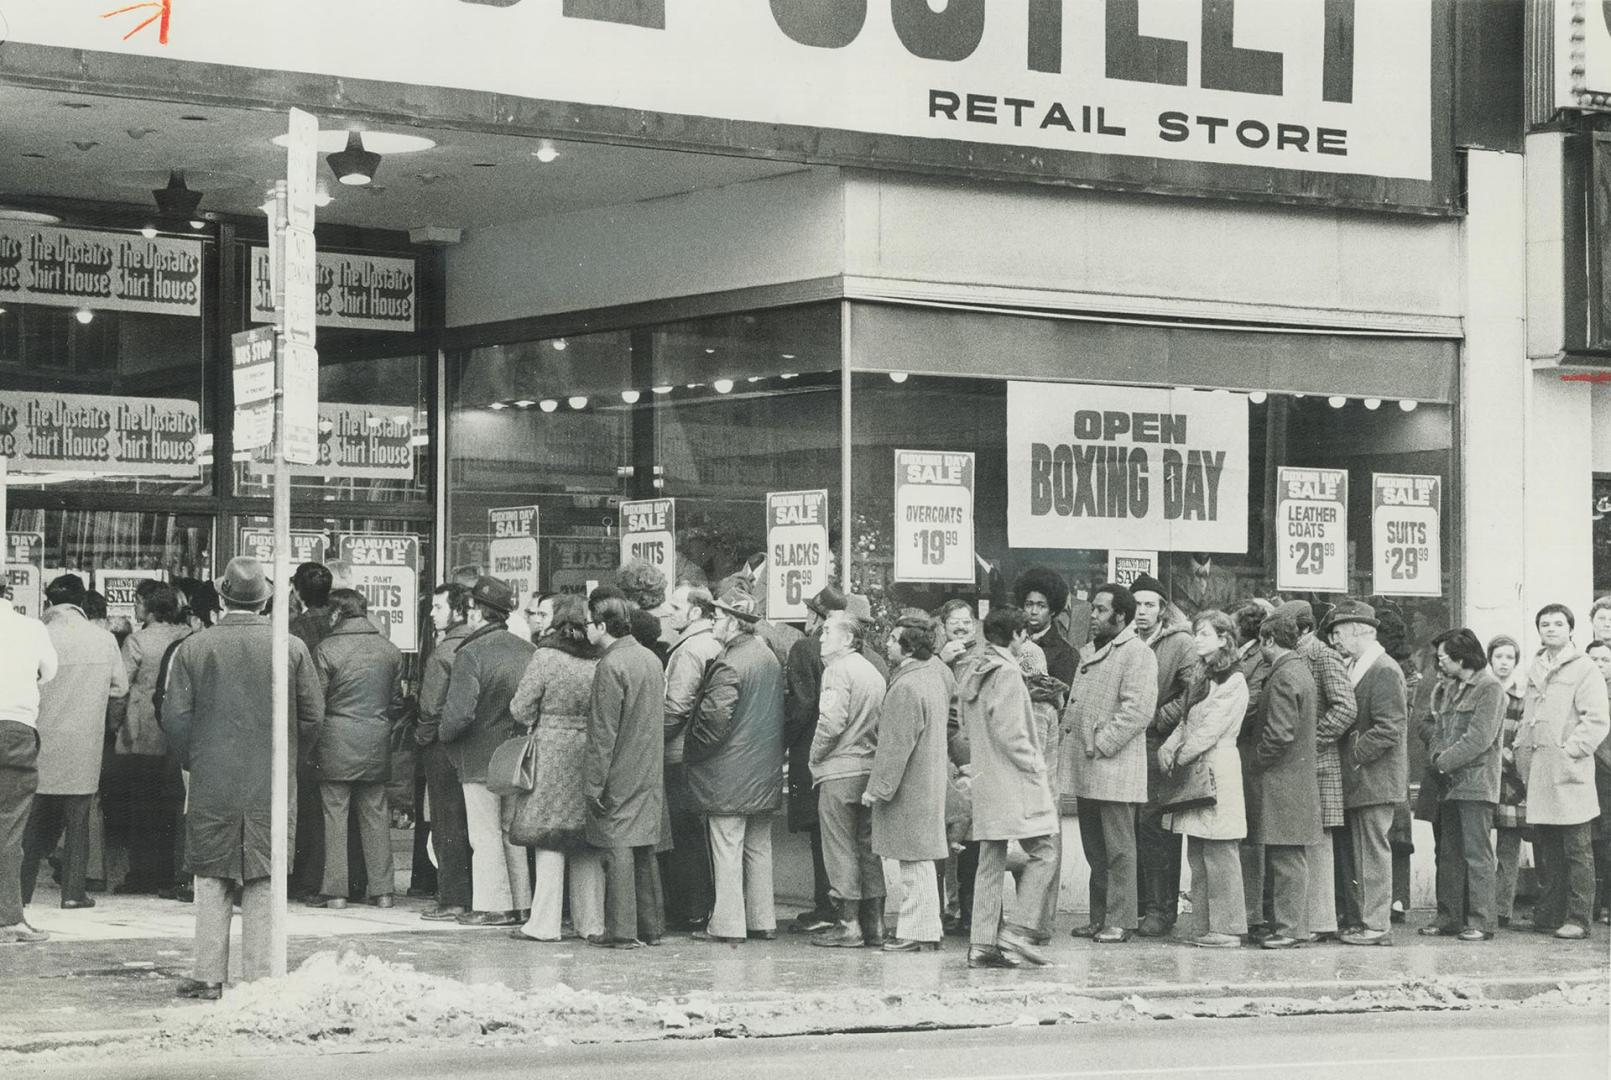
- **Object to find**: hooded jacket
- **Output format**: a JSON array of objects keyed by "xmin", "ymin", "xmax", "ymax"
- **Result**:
[
  {"xmin": 1515, "ymin": 647, "xmax": 1610, "ymax": 825},
  {"xmin": 957, "ymin": 647, "xmax": 1057, "ymax": 841}
]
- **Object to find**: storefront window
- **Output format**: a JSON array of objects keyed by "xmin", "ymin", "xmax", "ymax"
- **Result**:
[{"xmin": 446, "ymin": 303, "xmax": 840, "ymax": 597}]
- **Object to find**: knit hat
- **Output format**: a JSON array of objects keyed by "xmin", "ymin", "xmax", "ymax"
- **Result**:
[{"xmin": 1128, "ymin": 573, "xmax": 1167, "ymax": 601}]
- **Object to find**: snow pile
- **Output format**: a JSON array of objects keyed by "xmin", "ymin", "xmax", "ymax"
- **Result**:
[{"xmin": 156, "ymin": 948, "xmax": 664, "ymax": 1049}]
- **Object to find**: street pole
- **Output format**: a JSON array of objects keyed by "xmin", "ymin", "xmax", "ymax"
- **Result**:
[{"xmin": 268, "ymin": 179, "xmax": 291, "ymax": 977}]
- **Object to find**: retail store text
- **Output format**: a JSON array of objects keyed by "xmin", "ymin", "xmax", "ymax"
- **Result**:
[
  {"xmin": 929, "ymin": 91, "xmax": 1348, "ymax": 156},
  {"xmin": 1028, "ymin": 410, "xmax": 1226, "ymax": 522}
]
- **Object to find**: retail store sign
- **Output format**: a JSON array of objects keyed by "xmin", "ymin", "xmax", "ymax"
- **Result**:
[
  {"xmin": 3, "ymin": 2, "xmax": 1443, "ymax": 206},
  {"xmin": 766, "ymin": 489, "xmax": 830, "ymax": 619},
  {"xmin": 550, "ymin": 537, "xmax": 618, "ymax": 596},
  {"xmin": 1007, "ymin": 382, "xmax": 1248, "ymax": 553},
  {"xmin": 6, "ymin": 531, "xmax": 45, "ymax": 619},
  {"xmin": 1275, "ymin": 467, "xmax": 1348, "ymax": 593},
  {"xmin": 238, "ymin": 528, "xmax": 328, "ymax": 567},
  {"xmin": 266, "ymin": 403, "xmax": 414, "ymax": 480},
  {"xmin": 488, "ymin": 506, "xmax": 540, "ymax": 605},
  {"xmin": 95, "ymin": 568, "xmax": 166, "ymax": 620},
  {"xmin": 893, "ymin": 451, "xmax": 975, "ymax": 585},
  {"xmin": 0, "ymin": 391, "xmax": 201, "ymax": 478},
  {"xmin": 0, "ymin": 221, "xmax": 201, "ymax": 317},
  {"xmin": 1107, "ymin": 550, "xmax": 1159, "ymax": 591},
  {"xmin": 619, "ymin": 498, "xmax": 675, "ymax": 589},
  {"xmin": 250, "ymin": 248, "xmax": 417, "ymax": 333},
  {"xmin": 338, "ymin": 534, "xmax": 419, "ymax": 652},
  {"xmin": 1371, "ymin": 473, "xmax": 1441, "ymax": 597}
]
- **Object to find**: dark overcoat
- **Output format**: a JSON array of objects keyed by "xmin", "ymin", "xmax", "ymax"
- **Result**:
[
  {"xmin": 439, "ymin": 621, "xmax": 537, "ymax": 784},
  {"xmin": 163, "ymin": 612, "xmax": 324, "ymax": 883},
  {"xmin": 686, "ymin": 632, "xmax": 786, "ymax": 816},
  {"xmin": 584, "ymin": 636, "xmax": 667, "ymax": 848},
  {"xmin": 867, "ymin": 656, "xmax": 952, "ymax": 861},
  {"xmin": 1244, "ymin": 651, "xmax": 1322, "ymax": 847},
  {"xmin": 1341, "ymin": 652, "xmax": 1409, "ymax": 810},
  {"xmin": 313, "ymin": 619, "xmax": 405, "ymax": 782}
]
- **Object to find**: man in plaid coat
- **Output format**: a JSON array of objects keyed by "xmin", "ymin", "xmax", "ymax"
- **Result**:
[{"xmin": 1062, "ymin": 583, "xmax": 1158, "ymax": 943}]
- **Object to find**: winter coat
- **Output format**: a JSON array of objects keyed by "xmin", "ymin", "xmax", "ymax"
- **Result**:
[
  {"xmin": 1161, "ymin": 671, "xmax": 1249, "ymax": 841},
  {"xmin": 1341, "ymin": 650, "xmax": 1409, "ymax": 810},
  {"xmin": 584, "ymin": 636, "xmax": 667, "ymax": 849},
  {"xmin": 1143, "ymin": 623, "xmax": 1196, "ymax": 806},
  {"xmin": 1515, "ymin": 647, "xmax": 1611, "ymax": 826},
  {"xmin": 810, "ymin": 649, "xmax": 886, "ymax": 784},
  {"xmin": 37, "ymin": 606, "xmax": 129, "ymax": 795},
  {"xmin": 163, "ymin": 612, "xmax": 324, "ymax": 883},
  {"xmin": 439, "ymin": 621, "xmax": 537, "ymax": 784},
  {"xmin": 755, "ymin": 619, "xmax": 804, "ymax": 674},
  {"xmin": 686, "ymin": 632, "xmax": 786, "ymax": 816},
  {"xmin": 1060, "ymin": 625, "xmax": 1158, "ymax": 805},
  {"xmin": 1244, "ymin": 651, "xmax": 1322, "ymax": 847},
  {"xmin": 784, "ymin": 630, "xmax": 827, "ymax": 831},
  {"xmin": 289, "ymin": 605, "xmax": 332, "ymax": 653},
  {"xmin": 417, "ymin": 622, "xmax": 472, "ymax": 747},
  {"xmin": 118, "ymin": 621, "xmax": 191, "ymax": 757},
  {"xmin": 866, "ymin": 657, "xmax": 952, "ymax": 861},
  {"xmin": 1427, "ymin": 668, "xmax": 1504, "ymax": 804},
  {"xmin": 312, "ymin": 619, "xmax": 405, "ymax": 783},
  {"xmin": 1029, "ymin": 625, "xmax": 1079, "ymax": 692},
  {"xmin": 958, "ymin": 647, "xmax": 1057, "ymax": 841},
  {"xmin": 1298, "ymin": 635, "xmax": 1357, "ymax": 828},
  {"xmin": 663, "ymin": 621, "xmax": 721, "ymax": 766},
  {"xmin": 509, "ymin": 639, "xmax": 598, "ymax": 851}
]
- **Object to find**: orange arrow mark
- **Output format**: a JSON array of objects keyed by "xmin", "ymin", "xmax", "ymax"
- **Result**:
[{"xmin": 101, "ymin": 0, "xmax": 172, "ymax": 44}]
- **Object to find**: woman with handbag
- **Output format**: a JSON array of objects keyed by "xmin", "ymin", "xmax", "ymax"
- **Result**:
[
  {"xmin": 1158, "ymin": 609, "xmax": 1250, "ymax": 948},
  {"xmin": 507, "ymin": 595, "xmax": 606, "ymax": 943},
  {"xmin": 1487, "ymin": 635, "xmax": 1530, "ymax": 928}
]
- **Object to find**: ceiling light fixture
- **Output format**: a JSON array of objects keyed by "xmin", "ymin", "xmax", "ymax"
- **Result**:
[
  {"xmin": 746, "ymin": 376, "xmax": 762, "ymax": 384},
  {"xmin": 1399, "ymin": 400, "xmax": 1419, "ymax": 413},
  {"xmin": 552, "ymin": 339, "xmax": 567, "ymax": 352},
  {"xmin": 1327, "ymin": 396, "xmax": 1347, "ymax": 408},
  {"xmin": 314, "ymin": 191, "xmax": 333, "ymax": 208},
  {"xmin": 1363, "ymin": 398, "xmax": 1382, "ymax": 410},
  {"xmin": 780, "ymin": 373, "xmax": 798, "ymax": 380},
  {"xmin": 888, "ymin": 371, "xmax": 909, "ymax": 384},
  {"xmin": 75, "ymin": 308, "xmax": 94, "ymax": 324},
  {"xmin": 140, "ymin": 225, "xmax": 158, "ymax": 239},
  {"xmin": 1248, "ymin": 391, "xmax": 1267, "ymax": 404},
  {"xmin": 533, "ymin": 141, "xmax": 560, "ymax": 163},
  {"xmin": 488, "ymin": 402, "xmax": 509, "ymax": 411},
  {"xmin": 621, "ymin": 390, "xmax": 641, "ymax": 404},
  {"xmin": 152, "ymin": 170, "xmax": 203, "ymax": 219},
  {"xmin": 568, "ymin": 396, "xmax": 589, "ymax": 410},
  {"xmin": 329, "ymin": 131, "xmax": 382, "ymax": 187},
  {"xmin": 513, "ymin": 400, "xmax": 536, "ymax": 409},
  {"xmin": 652, "ymin": 385, "xmax": 673, "ymax": 395},
  {"xmin": 539, "ymin": 399, "xmax": 559, "ymax": 413},
  {"xmin": 704, "ymin": 348, "xmax": 716, "ymax": 355},
  {"xmin": 781, "ymin": 353, "xmax": 796, "ymax": 360},
  {"xmin": 713, "ymin": 378, "xmax": 734, "ymax": 394},
  {"xmin": 189, "ymin": 219, "xmax": 207, "ymax": 231}
]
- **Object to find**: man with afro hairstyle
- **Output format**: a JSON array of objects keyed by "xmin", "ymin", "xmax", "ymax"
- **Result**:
[{"xmin": 1013, "ymin": 567, "xmax": 1078, "ymax": 691}]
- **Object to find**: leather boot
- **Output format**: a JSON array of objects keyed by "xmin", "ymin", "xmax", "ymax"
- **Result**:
[
  {"xmin": 809, "ymin": 898, "xmax": 864, "ymax": 947},
  {"xmin": 858, "ymin": 897, "xmax": 887, "ymax": 946}
]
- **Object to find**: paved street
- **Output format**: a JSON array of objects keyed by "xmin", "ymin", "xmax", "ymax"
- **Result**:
[{"xmin": 9, "ymin": 1007, "xmax": 1605, "ymax": 1080}]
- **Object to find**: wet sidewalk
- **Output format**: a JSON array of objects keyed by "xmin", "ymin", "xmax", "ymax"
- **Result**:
[{"xmin": 1, "ymin": 882, "xmax": 1605, "ymax": 1047}]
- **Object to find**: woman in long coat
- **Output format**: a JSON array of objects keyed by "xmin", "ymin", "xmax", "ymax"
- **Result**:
[
  {"xmin": 1160, "ymin": 610, "xmax": 1249, "ymax": 947},
  {"xmin": 115, "ymin": 584, "xmax": 191, "ymax": 893},
  {"xmin": 866, "ymin": 620, "xmax": 953, "ymax": 950},
  {"xmin": 1486, "ymin": 635, "xmax": 1530, "ymax": 926},
  {"xmin": 509, "ymin": 594, "xmax": 604, "ymax": 943}
]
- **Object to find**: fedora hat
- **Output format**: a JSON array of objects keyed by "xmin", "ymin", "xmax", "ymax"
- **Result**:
[
  {"xmin": 217, "ymin": 556, "xmax": 272, "ymax": 606},
  {"xmin": 805, "ymin": 583, "xmax": 848, "ymax": 619},
  {"xmin": 469, "ymin": 575, "xmax": 516, "ymax": 615},
  {"xmin": 1319, "ymin": 598, "xmax": 1378, "ymax": 636},
  {"xmin": 712, "ymin": 589, "xmax": 761, "ymax": 624}
]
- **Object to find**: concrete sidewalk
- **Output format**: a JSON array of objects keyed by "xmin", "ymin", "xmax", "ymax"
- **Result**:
[{"xmin": 1, "ymin": 882, "xmax": 1604, "ymax": 1049}]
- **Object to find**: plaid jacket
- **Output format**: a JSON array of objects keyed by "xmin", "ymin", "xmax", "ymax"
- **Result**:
[
  {"xmin": 1060, "ymin": 625, "xmax": 1159, "ymax": 804},
  {"xmin": 1299, "ymin": 635, "xmax": 1358, "ymax": 827}
]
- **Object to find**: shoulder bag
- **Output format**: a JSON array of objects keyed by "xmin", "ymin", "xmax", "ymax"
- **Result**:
[
  {"xmin": 1156, "ymin": 755, "xmax": 1216, "ymax": 812},
  {"xmin": 485, "ymin": 728, "xmax": 539, "ymax": 797}
]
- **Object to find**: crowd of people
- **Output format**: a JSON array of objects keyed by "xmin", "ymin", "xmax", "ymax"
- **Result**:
[{"xmin": 1, "ymin": 555, "xmax": 1609, "ymax": 993}]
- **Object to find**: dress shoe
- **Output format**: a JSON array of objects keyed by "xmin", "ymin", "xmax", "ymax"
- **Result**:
[
  {"xmin": 405, "ymin": 886, "xmax": 436, "ymax": 899},
  {"xmin": 1093, "ymin": 926, "xmax": 1133, "ymax": 944},
  {"xmin": 508, "ymin": 929, "xmax": 557, "ymax": 942},
  {"xmin": 369, "ymin": 895, "xmax": 394, "ymax": 909},
  {"xmin": 998, "ymin": 927, "xmax": 1051, "ymax": 965},
  {"xmin": 1136, "ymin": 913, "xmax": 1171, "ymax": 938},
  {"xmin": 113, "ymin": 880, "xmax": 155, "ymax": 896},
  {"xmin": 587, "ymin": 936, "xmax": 643, "ymax": 950},
  {"xmin": 794, "ymin": 909, "xmax": 836, "ymax": 933},
  {"xmin": 1497, "ymin": 915, "xmax": 1511, "ymax": 928},
  {"xmin": 747, "ymin": 929, "xmax": 777, "ymax": 941},
  {"xmin": 420, "ymin": 905, "xmax": 465, "ymax": 921},
  {"xmin": 0, "ymin": 922, "xmax": 49, "ymax": 944},
  {"xmin": 966, "ymin": 946, "xmax": 1023, "ymax": 969},
  {"xmin": 175, "ymin": 978, "xmax": 222, "ymax": 1001},
  {"xmin": 811, "ymin": 900, "xmax": 866, "ymax": 948},
  {"xmin": 455, "ymin": 910, "xmax": 518, "ymax": 927},
  {"xmin": 1188, "ymin": 932, "xmax": 1241, "ymax": 949},
  {"xmin": 1068, "ymin": 923, "xmax": 1099, "ymax": 939},
  {"xmin": 1260, "ymin": 935, "xmax": 1302, "ymax": 949},
  {"xmin": 60, "ymin": 897, "xmax": 95, "ymax": 910},
  {"xmin": 303, "ymin": 895, "xmax": 346, "ymax": 910},
  {"xmin": 1341, "ymin": 929, "xmax": 1393, "ymax": 946},
  {"xmin": 1418, "ymin": 924, "xmax": 1457, "ymax": 937},
  {"xmin": 1457, "ymin": 928, "xmax": 1494, "ymax": 942},
  {"xmin": 942, "ymin": 915, "xmax": 971, "ymax": 937},
  {"xmin": 1024, "ymin": 930, "xmax": 1052, "ymax": 947},
  {"xmin": 1246, "ymin": 924, "xmax": 1274, "ymax": 944},
  {"xmin": 1390, "ymin": 902, "xmax": 1407, "ymax": 924},
  {"xmin": 882, "ymin": 938, "xmax": 941, "ymax": 953},
  {"xmin": 1553, "ymin": 923, "xmax": 1589, "ymax": 940},
  {"xmin": 690, "ymin": 929, "xmax": 745, "ymax": 944}
]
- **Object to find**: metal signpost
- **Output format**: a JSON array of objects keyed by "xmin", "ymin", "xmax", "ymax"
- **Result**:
[{"xmin": 261, "ymin": 106, "xmax": 321, "ymax": 977}]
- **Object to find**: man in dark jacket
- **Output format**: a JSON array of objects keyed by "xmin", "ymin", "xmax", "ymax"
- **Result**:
[
  {"xmin": 1128, "ymin": 573, "xmax": 1195, "ymax": 938},
  {"xmin": 288, "ymin": 562, "xmax": 334, "ymax": 901},
  {"xmin": 584, "ymin": 593, "xmax": 668, "ymax": 948},
  {"xmin": 784, "ymin": 585, "xmax": 848, "ymax": 931},
  {"xmin": 1245, "ymin": 611, "xmax": 1321, "ymax": 949},
  {"xmin": 416, "ymin": 584, "xmax": 474, "ymax": 921},
  {"xmin": 163, "ymin": 558, "xmax": 324, "ymax": 999},
  {"xmin": 1324, "ymin": 599, "xmax": 1408, "ymax": 946},
  {"xmin": 687, "ymin": 591, "xmax": 786, "ymax": 943},
  {"xmin": 661, "ymin": 583, "xmax": 722, "ymax": 929},
  {"xmin": 440, "ymin": 577, "xmax": 536, "ymax": 927},
  {"xmin": 1014, "ymin": 567, "xmax": 1078, "ymax": 689},
  {"xmin": 307, "ymin": 589, "xmax": 404, "ymax": 910}
]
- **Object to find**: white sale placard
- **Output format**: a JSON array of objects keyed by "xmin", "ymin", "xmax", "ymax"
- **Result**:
[
  {"xmin": 1275, "ymin": 467, "xmax": 1348, "ymax": 593},
  {"xmin": 894, "ymin": 450, "xmax": 975, "ymax": 584},
  {"xmin": 766, "ymin": 489, "xmax": 831, "ymax": 620},
  {"xmin": 1371, "ymin": 474, "xmax": 1441, "ymax": 597}
]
